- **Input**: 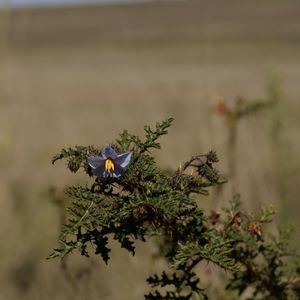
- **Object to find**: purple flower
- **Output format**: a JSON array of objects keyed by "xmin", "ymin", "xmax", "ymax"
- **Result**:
[{"xmin": 87, "ymin": 144, "xmax": 132, "ymax": 178}]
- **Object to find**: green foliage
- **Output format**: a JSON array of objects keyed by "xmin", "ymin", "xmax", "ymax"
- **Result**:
[
  {"xmin": 50, "ymin": 118, "xmax": 300, "ymax": 299},
  {"xmin": 146, "ymin": 270, "xmax": 207, "ymax": 300}
]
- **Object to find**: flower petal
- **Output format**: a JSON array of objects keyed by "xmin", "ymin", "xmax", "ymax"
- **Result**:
[
  {"xmin": 87, "ymin": 156, "xmax": 105, "ymax": 176},
  {"xmin": 115, "ymin": 152, "xmax": 132, "ymax": 169},
  {"xmin": 102, "ymin": 144, "xmax": 118, "ymax": 159},
  {"xmin": 111, "ymin": 164, "xmax": 126, "ymax": 178},
  {"xmin": 93, "ymin": 165, "xmax": 106, "ymax": 177},
  {"xmin": 87, "ymin": 156, "xmax": 105, "ymax": 169}
]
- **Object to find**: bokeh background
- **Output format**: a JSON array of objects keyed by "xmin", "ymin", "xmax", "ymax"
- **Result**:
[{"xmin": 0, "ymin": 0, "xmax": 299, "ymax": 299}]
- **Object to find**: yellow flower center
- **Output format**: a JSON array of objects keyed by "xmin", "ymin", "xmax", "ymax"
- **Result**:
[{"xmin": 105, "ymin": 158, "xmax": 115, "ymax": 173}]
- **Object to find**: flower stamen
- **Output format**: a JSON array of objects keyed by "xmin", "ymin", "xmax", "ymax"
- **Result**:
[{"xmin": 105, "ymin": 158, "xmax": 115, "ymax": 173}]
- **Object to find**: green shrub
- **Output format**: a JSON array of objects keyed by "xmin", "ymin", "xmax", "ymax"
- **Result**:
[{"xmin": 50, "ymin": 118, "xmax": 300, "ymax": 299}]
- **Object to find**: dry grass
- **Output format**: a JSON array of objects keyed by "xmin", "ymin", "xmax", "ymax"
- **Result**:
[{"xmin": 0, "ymin": 0, "xmax": 300, "ymax": 299}]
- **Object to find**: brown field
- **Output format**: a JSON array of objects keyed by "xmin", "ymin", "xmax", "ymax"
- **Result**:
[{"xmin": 0, "ymin": 0, "xmax": 300, "ymax": 299}]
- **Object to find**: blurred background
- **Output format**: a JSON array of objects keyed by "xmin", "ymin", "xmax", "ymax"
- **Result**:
[{"xmin": 0, "ymin": 0, "xmax": 299, "ymax": 299}]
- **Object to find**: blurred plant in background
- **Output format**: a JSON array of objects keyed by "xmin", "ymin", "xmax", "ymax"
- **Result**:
[
  {"xmin": 267, "ymin": 73, "xmax": 291, "ymax": 225},
  {"xmin": 214, "ymin": 91, "xmax": 274, "ymax": 195},
  {"xmin": 50, "ymin": 119, "xmax": 300, "ymax": 299},
  {"xmin": 214, "ymin": 73, "xmax": 294, "ymax": 228}
]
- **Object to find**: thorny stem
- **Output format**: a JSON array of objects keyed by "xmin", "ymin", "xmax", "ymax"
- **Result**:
[
  {"xmin": 76, "ymin": 201, "xmax": 94, "ymax": 226},
  {"xmin": 60, "ymin": 201, "xmax": 95, "ymax": 240}
]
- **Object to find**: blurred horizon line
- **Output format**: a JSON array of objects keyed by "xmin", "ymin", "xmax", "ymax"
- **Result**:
[{"xmin": 0, "ymin": 0, "xmax": 179, "ymax": 9}]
